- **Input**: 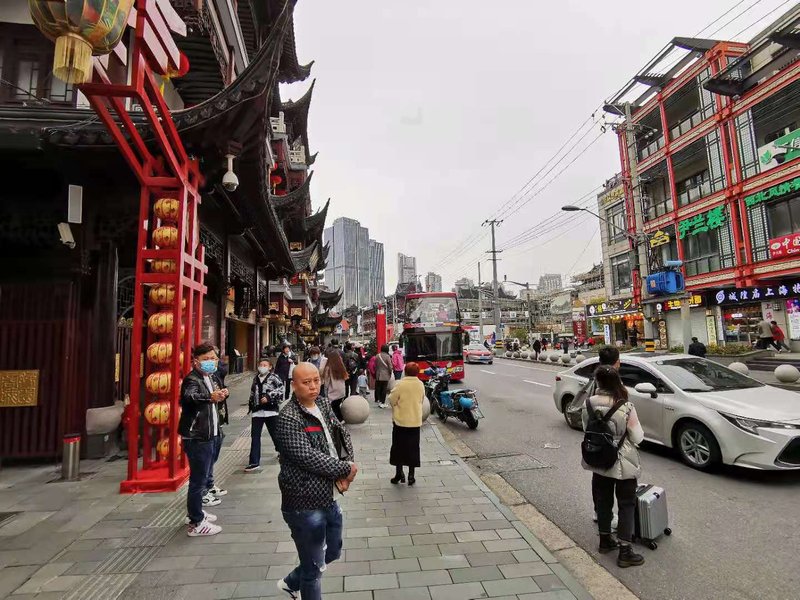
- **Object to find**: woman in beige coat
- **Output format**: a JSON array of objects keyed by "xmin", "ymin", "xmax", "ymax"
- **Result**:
[{"xmin": 388, "ymin": 362, "xmax": 424, "ymax": 485}]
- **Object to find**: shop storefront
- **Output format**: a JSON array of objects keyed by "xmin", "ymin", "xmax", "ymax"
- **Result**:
[
  {"xmin": 585, "ymin": 299, "xmax": 644, "ymax": 346},
  {"xmin": 653, "ymin": 293, "xmax": 711, "ymax": 347},
  {"xmin": 706, "ymin": 279, "xmax": 800, "ymax": 349}
]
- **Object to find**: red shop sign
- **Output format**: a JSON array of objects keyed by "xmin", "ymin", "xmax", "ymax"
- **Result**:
[{"xmin": 769, "ymin": 233, "xmax": 800, "ymax": 258}]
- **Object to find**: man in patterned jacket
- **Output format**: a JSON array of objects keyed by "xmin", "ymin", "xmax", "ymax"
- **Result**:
[{"xmin": 275, "ymin": 362, "xmax": 358, "ymax": 600}]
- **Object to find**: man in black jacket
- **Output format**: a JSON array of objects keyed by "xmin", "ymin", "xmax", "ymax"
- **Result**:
[
  {"xmin": 688, "ymin": 337, "xmax": 707, "ymax": 358},
  {"xmin": 178, "ymin": 342, "xmax": 229, "ymax": 537},
  {"xmin": 275, "ymin": 362, "xmax": 357, "ymax": 600}
]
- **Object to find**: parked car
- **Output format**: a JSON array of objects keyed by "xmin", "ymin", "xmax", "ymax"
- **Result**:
[
  {"xmin": 463, "ymin": 343, "xmax": 493, "ymax": 364},
  {"xmin": 552, "ymin": 354, "xmax": 800, "ymax": 472}
]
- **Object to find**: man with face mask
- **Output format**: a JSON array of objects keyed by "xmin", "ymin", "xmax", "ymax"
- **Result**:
[
  {"xmin": 179, "ymin": 341, "xmax": 230, "ymax": 536},
  {"xmin": 275, "ymin": 343, "xmax": 295, "ymax": 400},
  {"xmin": 245, "ymin": 358, "xmax": 285, "ymax": 472}
]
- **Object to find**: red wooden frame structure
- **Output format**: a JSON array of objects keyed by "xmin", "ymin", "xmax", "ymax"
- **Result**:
[{"xmin": 79, "ymin": 0, "xmax": 206, "ymax": 493}]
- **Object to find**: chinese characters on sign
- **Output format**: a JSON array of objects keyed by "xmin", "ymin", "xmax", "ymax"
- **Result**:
[
  {"xmin": 0, "ymin": 370, "xmax": 39, "ymax": 407},
  {"xmin": 744, "ymin": 176, "xmax": 800, "ymax": 207},
  {"xmin": 709, "ymin": 282, "xmax": 800, "ymax": 306},
  {"xmin": 599, "ymin": 185, "xmax": 624, "ymax": 206},
  {"xmin": 656, "ymin": 294, "xmax": 704, "ymax": 312},
  {"xmin": 585, "ymin": 299, "xmax": 638, "ymax": 317},
  {"xmin": 769, "ymin": 233, "xmax": 800, "ymax": 259},
  {"xmin": 649, "ymin": 230, "xmax": 670, "ymax": 248},
  {"xmin": 678, "ymin": 206, "xmax": 727, "ymax": 239}
]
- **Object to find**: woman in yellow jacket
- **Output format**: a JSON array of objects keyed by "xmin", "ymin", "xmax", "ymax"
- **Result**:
[{"xmin": 388, "ymin": 362, "xmax": 425, "ymax": 485}]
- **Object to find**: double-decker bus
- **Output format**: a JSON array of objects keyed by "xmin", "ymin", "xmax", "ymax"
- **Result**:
[{"xmin": 400, "ymin": 291, "xmax": 465, "ymax": 381}]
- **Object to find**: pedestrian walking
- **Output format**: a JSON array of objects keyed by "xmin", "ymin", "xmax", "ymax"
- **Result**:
[
  {"xmin": 275, "ymin": 362, "xmax": 358, "ymax": 600},
  {"xmin": 757, "ymin": 318, "xmax": 774, "ymax": 350},
  {"xmin": 179, "ymin": 342, "xmax": 229, "ymax": 536},
  {"xmin": 356, "ymin": 369, "xmax": 369, "ymax": 398},
  {"xmin": 687, "ymin": 337, "xmax": 707, "ymax": 358},
  {"xmin": 343, "ymin": 343, "xmax": 360, "ymax": 397},
  {"xmin": 771, "ymin": 321, "xmax": 791, "ymax": 352},
  {"xmin": 204, "ymin": 346, "xmax": 229, "ymax": 504},
  {"xmin": 245, "ymin": 358, "xmax": 284, "ymax": 473},
  {"xmin": 322, "ymin": 351, "xmax": 348, "ymax": 421},
  {"xmin": 532, "ymin": 338, "xmax": 541, "ymax": 360},
  {"xmin": 374, "ymin": 344, "xmax": 393, "ymax": 409},
  {"xmin": 306, "ymin": 345, "xmax": 327, "ymax": 372},
  {"xmin": 391, "ymin": 345, "xmax": 405, "ymax": 381},
  {"xmin": 581, "ymin": 365, "xmax": 645, "ymax": 568},
  {"xmin": 276, "ymin": 343, "xmax": 295, "ymax": 400},
  {"xmin": 388, "ymin": 362, "xmax": 424, "ymax": 486}
]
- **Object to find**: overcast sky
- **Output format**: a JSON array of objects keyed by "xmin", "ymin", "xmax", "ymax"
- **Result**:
[{"xmin": 282, "ymin": 0, "xmax": 793, "ymax": 296}]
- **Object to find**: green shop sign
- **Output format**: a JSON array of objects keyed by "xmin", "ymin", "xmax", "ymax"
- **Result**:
[
  {"xmin": 678, "ymin": 206, "xmax": 727, "ymax": 239},
  {"xmin": 744, "ymin": 176, "xmax": 800, "ymax": 208}
]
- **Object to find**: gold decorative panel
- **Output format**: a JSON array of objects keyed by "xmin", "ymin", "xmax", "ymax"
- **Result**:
[{"xmin": 0, "ymin": 370, "xmax": 40, "ymax": 407}]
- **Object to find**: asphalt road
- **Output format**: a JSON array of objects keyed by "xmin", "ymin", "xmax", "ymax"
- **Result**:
[{"xmin": 443, "ymin": 359, "xmax": 800, "ymax": 600}]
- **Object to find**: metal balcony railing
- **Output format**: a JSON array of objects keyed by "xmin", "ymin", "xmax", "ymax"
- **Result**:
[
  {"xmin": 668, "ymin": 111, "xmax": 703, "ymax": 141},
  {"xmin": 638, "ymin": 135, "xmax": 665, "ymax": 160}
]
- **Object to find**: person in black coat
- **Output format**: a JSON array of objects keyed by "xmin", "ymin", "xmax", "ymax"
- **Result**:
[
  {"xmin": 687, "ymin": 337, "xmax": 707, "ymax": 358},
  {"xmin": 275, "ymin": 344, "xmax": 295, "ymax": 399}
]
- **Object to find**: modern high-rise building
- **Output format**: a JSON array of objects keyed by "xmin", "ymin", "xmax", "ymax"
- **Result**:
[
  {"xmin": 324, "ymin": 217, "xmax": 377, "ymax": 310},
  {"xmin": 398, "ymin": 253, "xmax": 417, "ymax": 285},
  {"xmin": 369, "ymin": 239, "xmax": 385, "ymax": 304},
  {"xmin": 537, "ymin": 273, "xmax": 563, "ymax": 293},
  {"xmin": 425, "ymin": 272, "xmax": 442, "ymax": 292}
]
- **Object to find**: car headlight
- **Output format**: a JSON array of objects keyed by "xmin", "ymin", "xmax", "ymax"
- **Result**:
[{"xmin": 719, "ymin": 412, "xmax": 800, "ymax": 435}]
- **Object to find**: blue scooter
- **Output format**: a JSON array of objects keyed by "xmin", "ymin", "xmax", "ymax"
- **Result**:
[{"xmin": 424, "ymin": 367, "xmax": 483, "ymax": 429}]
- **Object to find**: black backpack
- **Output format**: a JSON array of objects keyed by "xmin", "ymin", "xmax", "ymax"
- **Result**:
[{"xmin": 581, "ymin": 396, "xmax": 628, "ymax": 470}]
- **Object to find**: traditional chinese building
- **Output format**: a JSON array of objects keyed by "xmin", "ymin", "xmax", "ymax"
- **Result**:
[
  {"xmin": 0, "ymin": 0, "xmax": 334, "ymax": 459},
  {"xmin": 604, "ymin": 6, "xmax": 800, "ymax": 348}
]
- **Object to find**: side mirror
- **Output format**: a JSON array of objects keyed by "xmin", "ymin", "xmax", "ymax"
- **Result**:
[{"xmin": 634, "ymin": 382, "xmax": 658, "ymax": 398}]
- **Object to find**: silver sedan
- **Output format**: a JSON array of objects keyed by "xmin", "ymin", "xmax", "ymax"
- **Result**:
[{"xmin": 553, "ymin": 354, "xmax": 800, "ymax": 471}]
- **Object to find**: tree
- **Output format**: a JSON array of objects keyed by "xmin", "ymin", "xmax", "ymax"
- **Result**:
[{"xmin": 510, "ymin": 327, "xmax": 528, "ymax": 342}]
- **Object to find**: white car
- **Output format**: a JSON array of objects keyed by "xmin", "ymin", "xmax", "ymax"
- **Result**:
[{"xmin": 553, "ymin": 354, "xmax": 800, "ymax": 471}]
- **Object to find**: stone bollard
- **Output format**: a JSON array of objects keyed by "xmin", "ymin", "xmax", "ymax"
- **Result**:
[
  {"xmin": 561, "ymin": 354, "xmax": 572, "ymax": 365},
  {"xmin": 728, "ymin": 361, "xmax": 749, "ymax": 375},
  {"xmin": 575, "ymin": 353, "xmax": 586, "ymax": 364},
  {"xmin": 422, "ymin": 397, "xmax": 431, "ymax": 422},
  {"xmin": 549, "ymin": 353, "xmax": 560, "ymax": 363},
  {"xmin": 539, "ymin": 352, "xmax": 549, "ymax": 362},
  {"xmin": 341, "ymin": 395, "xmax": 370, "ymax": 424},
  {"xmin": 520, "ymin": 351, "xmax": 529, "ymax": 359},
  {"xmin": 775, "ymin": 364, "xmax": 800, "ymax": 383}
]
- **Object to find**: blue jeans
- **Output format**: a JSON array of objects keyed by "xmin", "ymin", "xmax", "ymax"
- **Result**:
[
  {"xmin": 249, "ymin": 416, "xmax": 279, "ymax": 466},
  {"xmin": 282, "ymin": 502, "xmax": 343, "ymax": 600},
  {"xmin": 206, "ymin": 433, "xmax": 222, "ymax": 490},
  {"xmin": 184, "ymin": 438, "xmax": 214, "ymax": 524}
]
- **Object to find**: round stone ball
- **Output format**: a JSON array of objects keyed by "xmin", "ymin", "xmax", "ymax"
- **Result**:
[
  {"xmin": 505, "ymin": 351, "xmax": 513, "ymax": 358},
  {"xmin": 728, "ymin": 362, "xmax": 749, "ymax": 376},
  {"xmin": 520, "ymin": 351, "xmax": 529, "ymax": 359},
  {"xmin": 775, "ymin": 364, "xmax": 800, "ymax": 383},
  {"xmin": 340, "ymin": 395, "xmax": 370, "ymax": 424},
  {"xmin": 561, "ymin": 354, "xmax": 572, "ymax": 364},
  {"xmin": 539, "ymin": 352, "xmax": 549, "ymax": 362},
  {"xmin": 575, "ymin": 353, "xmax": 586, "ymax": 364},
  {"xmin": 422, "ymin": 397, "xmax": 431, "ymax": 422},
  {"xmin": 549, "ymin": 353, "xmax": 560, "ymax": 363},
  {"xmin": 513, "ymin": 352, "xmax": 520, "ymax": 358}
]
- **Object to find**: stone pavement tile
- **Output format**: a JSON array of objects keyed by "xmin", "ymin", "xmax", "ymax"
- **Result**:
[
  {"xmin": 392, "ymin": 544, "xmax": 442, "ymax": 560},
  {"xmin": 499, "ymin": 562, "xmax": 553, "ymax": 579},
  {"xmin": 209, "ymin": 533, "xmax": 262, "ymax": 544},
  {"xmin": 165, "ymin": 568, "xmax": 218, "ymax": 586},
  {"xmin": 430, "ymin": 522, "xmax": 472, "ymax": 534},
  {"xmin": 388, "ymin": 524, "xmax": 432, "ymax": 535},
  {"xmin": 456, "ymin": 530, "xmax": 500, "ymax": 543},
  {"xmin": 274, "ymin": 541, "xmax": 296, "ymax": 553},
  {"xmin": 482, "ymin": 510, "xmax": 506, "ymax": 520},
  {"xmin": 127, "ymin": 572, "xmax": 166, "ymax": 588},
  {"xmin": 471, "ymin": 519, "xmax": 512, "ymax": 531},
  {"xmin": 466, "ymin": 551, "xmax": 517, "ymax": 567},
  {"xmin": 518, "ymin": 592, "xmax": 577, "ymax": 600},
  {"xmin": 367, "ymin": 534, "xmax": 412, "ymax": 548},
  {"xmin": 405, "ymin": 514, "xmax": 448, "ymax": 525},
  {"xmin": 484, "ymin": 577, "xmax": 540, "ymax": 597},
  {"xmin": 63, "ymin": 560, "xmax": 100, "ymax": 575},
  {"xmin": 374, "ymin": 586, "xmax": 432, "ymax": 600},
  {"xmin": 143, "ymin": 555, "xmax": 201, "ymax": 571},
  {"xmin": 369, "ymin": 557, "xmax": 420, "ymax": 574},
  {"xmin": 322, "ymin": 575, "xmax": 345, "ymax": 593},
  {"xmin": 255, "ymin": 531, "xmax": 292, "ymax": 542},
  {"xmin": 345, "ymin": 547, "xmax": 393, "ymax": 562},
  {"xmin": 398, "ymin": 569, "xmax": 452, "ymax": 587},
  {"xmin": 419, "ymin": 554, "xmax": 469, "ymax": 571},
  {"xmin": 428, "ymin": 581, "xmax": 487, "ymax": 600},
  {"xmin": 212, "ymin": 566, "xmax": 268, "ymax": 583},
  {"xmin": 38, "ymin": 574, "xmax": 86, "ymax": 593},
  {"xmin": 0, "ymin": 565, "xmax": 38, "ymax": 596},
  {"xmin": 346, "ymin": 526, "xmax": 390, "ymax": 538},
  {"xmin": 344, "ymin": 573, "xmax": 399, "ymax": 591},
  {"xmin": 323, "ymin": 591, "xmax": 373, "ymax": 600},
  {"xmin": 197, "ymin": 553, "xmax": 280, "ymax": 569},
  {"xmin": 411, "ymin": 532, "xmax": 457, "ymax": 545},
  {"xmin": 174, "ymin": 582, "xmax": 238, "ymax": 600},
  {"xmin": 512, "ymin": 549, "xmax": 543, "ymax": 564},
  {"xmin": 438, "ymin": 541, "xmax": 488, "ymax": 555},
  {"xmin": 444, "ymin": 512, "xmax": 485, "ymax": 523},
  {"xmin": 533, "ymin": 574, "xmax": 567, "ymax": 592},
  {"xmin": 484, "ymin": 539, "xmax": 531, "ymax": 552},
  {"xmin": 448, "ymin": 565, "xmax": 504, "ymax": 584},
  {"xmin": 266, "ymin": 565, "xmax": 299, "ymax": 580},
  {"xmin": 325, "ymin": 560, "xmax": 370, "ymax": 576},
  {"xmin": 497, "ymin": 529, "xmax": 522, "ymax": 540},
  {"xmin": 343, "ymin": 537, "xmax": 368, "ymax": 549}
]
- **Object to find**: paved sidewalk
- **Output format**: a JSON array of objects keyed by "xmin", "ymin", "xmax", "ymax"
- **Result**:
[{"xmin": 0, "ymin": 379, "xmax": 590, "ymax": 600}]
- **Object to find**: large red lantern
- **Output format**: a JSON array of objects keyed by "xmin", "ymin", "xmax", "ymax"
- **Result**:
[{"xmin": 28, "ymin": 0, "xmax": 134, "ymax": 84}]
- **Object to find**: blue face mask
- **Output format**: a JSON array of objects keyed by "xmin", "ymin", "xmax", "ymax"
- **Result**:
[{"xmin": 199, "ymin": 359, "xmax": 217, "ymax": 374}]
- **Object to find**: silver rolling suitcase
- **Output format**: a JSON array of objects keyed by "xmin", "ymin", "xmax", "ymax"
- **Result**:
[{"xmin": 634, "ymin": 484, "xmax": 672, "ymax": 549}]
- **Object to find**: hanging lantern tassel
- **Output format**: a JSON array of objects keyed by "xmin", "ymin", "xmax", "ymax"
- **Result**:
[{"xmin": 54, "ymin": 33, "xmax": 93, "ymax": 84}]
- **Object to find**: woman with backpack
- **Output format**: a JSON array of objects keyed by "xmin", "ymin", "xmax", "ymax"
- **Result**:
[
  {"xmin": 322, "ymin": 351, "xmax": 349, "ymax": 421},
  {"xmin": 581, "ymin": 365, "xmax": 645, "ymax": 568}
]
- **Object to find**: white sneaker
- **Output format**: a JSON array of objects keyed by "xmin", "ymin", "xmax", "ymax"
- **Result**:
[
  {"xmin": 208, "ymin": 485, "xmax": 228, "ymax": 496},
  {"xmin": 187, "ymin": 518, "xmax": 222, "ymax": 537},
  {"xmin": 379, "ymin": 403, "xmax": 387, "ymax": 409},
  {"xmin": 277, "ymin": 578, "xmax": 300, "ymax": 599},
  {"xmin": 202, "ymin": 492, "xmax": 222, "ymax": 507},
  {"xmin": 244, "ymin": 464, "xmax": 262, "ymax": 473},
  {"xmin": 184, "ymin": 511, "xmax": 217, "ymax": 525}
]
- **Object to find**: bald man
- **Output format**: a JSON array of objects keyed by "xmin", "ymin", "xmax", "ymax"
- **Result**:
[{"xmin": 274, "ymin": 362, "xmax": 358, "ymax": 600}]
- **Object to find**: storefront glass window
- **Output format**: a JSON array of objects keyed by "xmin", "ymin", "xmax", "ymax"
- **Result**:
[
  {"xmin": 611, "ymin": 253, "xmax": 631, "ymax": 294},
  {"xmin": 767, "ymin": 195, "xmax": 800, "ymax": 238},
  {"xmin": 722, "ymin": 305, "xmax": 761, "ymax": 344},
  {"xmin": 682, "ymin": 216, "xmax": 736, "ymax": 276}
]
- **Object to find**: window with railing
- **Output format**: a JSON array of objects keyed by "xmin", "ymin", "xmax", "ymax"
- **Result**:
[
  {"xmin": 749, "ymin": 193, "xmax": 800, "ymax": 262},
  {"xmin": 606, "ymin": 202, "xmax": 627, "ymax": 243},
  {"xmin": 0, "ymin": 24, "xmax": 75, "ymax": 106},
  {"xmin": 681, "ymin": 215, "xmax": 736, "ymax": 277},
  {"xmin": 611, "ymin": 253, "xmax": 632, "ymax": 295},
  {"xmin": 638, "ymin": 134, "xmax": 665, "ymax": 160},
  {"xmin": 674, "ymin": 130, "xmax": 726, "ymax": 207}
]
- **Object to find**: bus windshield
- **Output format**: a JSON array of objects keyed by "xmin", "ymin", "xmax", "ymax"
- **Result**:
[
  {"xmin": 405, "ymin": 296, "xmax": 459, "ymax": 325},
  {"xmin": 404, "ymin": 332, "xmax": 463, "ymax": 361}
]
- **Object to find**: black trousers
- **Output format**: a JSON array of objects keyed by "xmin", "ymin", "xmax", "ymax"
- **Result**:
[
  {"xmin": 592, "ymin": 473, "xmax": 637, "ymax": 542},
  {"xmin": 374, "ymin": 380, "xmax": 388, "ymax": 404}
]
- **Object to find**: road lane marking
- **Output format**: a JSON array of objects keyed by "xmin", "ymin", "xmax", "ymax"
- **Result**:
[
  {"xmin": 480, "ymin": 369, "xmax": 496, "ymax": 375},
  {"xmin": 524, "ymin": 380, "xmax": 551, "ymax": 388}
]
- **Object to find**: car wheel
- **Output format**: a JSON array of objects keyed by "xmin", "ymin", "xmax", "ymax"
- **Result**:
[
  {"xmin": 561, "ymin": 395, "xmax": 582, "ymax": 430},
  {"xmin": 676, "ymin": 422, "xmax": 721, "ymax": 471}
]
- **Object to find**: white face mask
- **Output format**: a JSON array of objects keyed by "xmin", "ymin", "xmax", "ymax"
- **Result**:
[
  {"xmin": 310, "ymin": 354, "xmax": 319, "ymax": 361},
  {"xmin": 258, "ymin": 366, "xmax": 270, "ymax": 375}
]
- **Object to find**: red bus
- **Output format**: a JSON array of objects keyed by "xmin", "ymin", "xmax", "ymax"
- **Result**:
[{"xmin": 400, "ymin": 291, "xmax": 465, "ymax": 382}]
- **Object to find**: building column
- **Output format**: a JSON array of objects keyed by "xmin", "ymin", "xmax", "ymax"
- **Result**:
[{"xmin": 681, "ymin": 300, "xmax": 693, "ymax": 350}]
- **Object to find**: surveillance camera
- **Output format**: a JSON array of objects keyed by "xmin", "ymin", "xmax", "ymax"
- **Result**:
[
  {"xmin": 222, "ymin": 169, "xmax": 239, "ymax": 192},
  {"xmin": 57, "ymin": 222, "xmax": 76, "ymax": 249}
]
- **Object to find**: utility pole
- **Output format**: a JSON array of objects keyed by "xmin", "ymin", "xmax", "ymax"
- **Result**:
[
  {"xmin": 622, "ymin": 102, "xmax": 655, "ymax": 351},
  {"xmin": 478, "ymin": 261, "xmax": 484, "ymax": 342},
  {"xmin": 483, "ymin": 219, "xmax": 503, "ymax": 340}
]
